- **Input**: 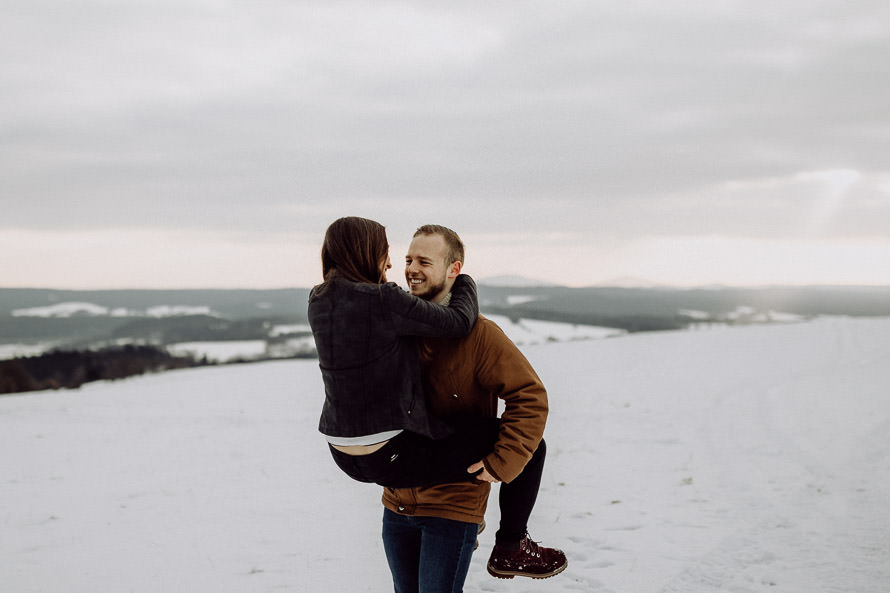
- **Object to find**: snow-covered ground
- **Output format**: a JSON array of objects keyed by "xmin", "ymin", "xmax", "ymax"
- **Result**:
[
  {"xmin": 484, "ymin": 314, "xmax": 626, "ymax": 345},
  {"xmin": 269, "ymin": 323, "xmax": 311, "ymax": 337},
  {"xmin": 166, "ymin": 340, "xmax": 270, "ymax": 363},
  {"xmin": 2, "ymin": 317, "xmax": 889, "ymax": 593}
]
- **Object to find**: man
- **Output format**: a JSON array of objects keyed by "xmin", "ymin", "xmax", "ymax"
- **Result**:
[{"xmin": 381, "ymin": 225, "xmax": 567, "ymax": 592}]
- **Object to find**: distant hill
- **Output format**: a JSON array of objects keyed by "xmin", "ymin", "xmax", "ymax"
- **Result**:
[
  {"xmin": 478, "ymin": 275, "xmax": 561, "ymax": 287},
  {"xmin": 477, "ymin": 284, "xmax": 890, "ymax": 331},
  {"xmin": 0, "ymin": 288, "xmax": 310, "ymax": 319},
  {"xmin": 0, "ymin": 288, "xmax": 311, "ymax": 355},
  {"xmin": 595, "ymin": 276, "xmax": 666, "ymax": 288},
  {"xmin": 3, "ymin": 285, "xmax": 890, "ymax": 360}
]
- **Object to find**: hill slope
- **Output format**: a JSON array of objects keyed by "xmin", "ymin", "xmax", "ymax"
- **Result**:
[{"xmin": 2, "ymin": 317, "xmax": 889, "ymax": 592}]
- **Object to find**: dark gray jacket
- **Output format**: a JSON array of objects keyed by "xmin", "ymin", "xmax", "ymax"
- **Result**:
[{"xmin": 308, "ymin": 274, "xmax": 479, "ymax": 439}]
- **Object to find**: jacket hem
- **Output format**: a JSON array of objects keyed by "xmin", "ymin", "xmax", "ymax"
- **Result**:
[{"xmin": 381, "ymin": 498, "xmax": 485, "ymax": 525}]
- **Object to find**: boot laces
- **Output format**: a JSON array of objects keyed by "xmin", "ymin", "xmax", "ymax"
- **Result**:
[{"xmin": 520, "ymin": 534, "xmax": 542, "ymax": 558}]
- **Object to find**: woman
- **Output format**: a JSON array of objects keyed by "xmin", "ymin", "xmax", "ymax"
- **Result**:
[{"xmin": 308, "ymin": 216, "xmax": 500, "ymax": 488}]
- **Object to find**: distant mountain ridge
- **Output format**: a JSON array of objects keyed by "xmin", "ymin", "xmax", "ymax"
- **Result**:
[
  {"xmin": 478, "ymin": 275, "xmax": 561, "ymax": 287},
  {"xmin": 3, "ymin": 285, "xmax": 890, "ymax": 361},
  {"xmin": 595, "ymin": 276, "xmax": 666, "ymax": 288},
  {"xmin": 0, "ymin": 288, "xmax": 310, "ymax": 319}
]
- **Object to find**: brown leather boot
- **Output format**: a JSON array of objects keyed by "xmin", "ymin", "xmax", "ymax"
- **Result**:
[{"xmin": 486, "ymin": 532, "xmax": 567, "ymax": 579}]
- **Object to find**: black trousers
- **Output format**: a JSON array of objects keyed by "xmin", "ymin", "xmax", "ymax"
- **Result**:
[
  {"xmin": 328, "ymin": 417, "xmax": 501, "ymax": 488},
  {"xmin": 496, "ymin": 438, "xmax": 546, "ymax": 545},
  {"xmin": 329, "ymin": 419, "xmax": 547, "ymax": 546}
]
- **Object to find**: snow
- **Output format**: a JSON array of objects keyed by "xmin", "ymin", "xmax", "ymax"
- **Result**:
[
  {"xmin": 12, "ymin": 302, "xmax": 110, "ymax": 317},
  {"xmin": 723, "ymin": 306, "xmax": 805, "ymax": 324},
  {"xmin": 166, "ymin": 340, "xmax": 270, "ymax": 363},
  {"xmin": 680, "ymin": 307, "xmax": 805, "ymax": 324},
  {"xmin": 2, "ymin": 317, "xmax": 890, "ymax": 593},
  {"xmin": 484, "ymin": 314, "xmax": 625, "ymax": 345},
  {"xmin": 145, "ymin": 305, "xmax": 217, "ymax": 318},
  {"xmin": 678, "ymin": 308, "xmax": 711, "ymax": 320},
  {"xmin": 269, "ymin": 323, "xmax": 311, "ymax": 337},
  {"xmin": 0, "ymin": 343, "xmax": 55, "ymax": 359},
  {"xmin": 506, "ymin": 295, "xmax": 542, "ymax": 305},
  {"xmin": 10, "ymin": 302, "xmax": 218, "ymax": 318},
  {"xmin": 763, "ymin": 310, "xmax": 805, "ymax": 323},
  {"xmin": 267, "ymin": 337, "xmax": 316, "ymax": 358}
]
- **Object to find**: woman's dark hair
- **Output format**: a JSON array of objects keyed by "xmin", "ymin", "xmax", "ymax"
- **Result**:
[{"xmin": 321, "ymin": 217, "xmax": 389, "ymax": 283}]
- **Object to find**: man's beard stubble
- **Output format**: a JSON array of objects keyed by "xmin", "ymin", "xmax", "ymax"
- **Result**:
[
  {"xmin": 419, "ymin": 282, "xmax": 445, "ymax": 301},
  {"xmin": 411, "ymin": 276, "xmax": 447, "ymax": 302}
]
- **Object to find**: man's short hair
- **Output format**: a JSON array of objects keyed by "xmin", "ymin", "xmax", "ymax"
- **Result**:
[{"xmin": 414, "ymin": 225, "xmax": 465, "ymax": 265}]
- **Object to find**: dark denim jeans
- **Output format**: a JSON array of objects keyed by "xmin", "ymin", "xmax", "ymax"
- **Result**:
[{"xmin": 382, "ymin": 509, "xmax": 478, "ymax": 593}]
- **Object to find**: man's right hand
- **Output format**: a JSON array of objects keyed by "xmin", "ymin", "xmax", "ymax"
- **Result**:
[{"xmin": 467, "ymin": 460, "xmax": 499, "ymax": 483}]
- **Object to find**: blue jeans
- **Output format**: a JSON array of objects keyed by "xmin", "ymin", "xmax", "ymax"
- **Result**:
[{"xmin": 382, "ymin": 508, "xmax": 478, "ymax": 593}]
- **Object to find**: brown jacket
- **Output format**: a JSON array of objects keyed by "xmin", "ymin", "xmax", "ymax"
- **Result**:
[{"xmin": 382, "ymin": 315, "xmax": 548, "ymax": 524}]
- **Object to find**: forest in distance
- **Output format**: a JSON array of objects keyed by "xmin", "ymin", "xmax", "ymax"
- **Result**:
[{"xmin": 2, "ymin": 283, "xmax": 890, "ymax": 395}]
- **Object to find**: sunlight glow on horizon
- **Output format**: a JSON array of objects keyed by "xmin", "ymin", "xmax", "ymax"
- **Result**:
[{"xmin": 3, "ymin": 229, "xmax": 890, "ymax": 290}]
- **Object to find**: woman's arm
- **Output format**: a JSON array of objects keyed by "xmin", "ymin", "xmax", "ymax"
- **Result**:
[{"xmin": 382, "ymin": 274, "xmax": 479, "ymax": 337}]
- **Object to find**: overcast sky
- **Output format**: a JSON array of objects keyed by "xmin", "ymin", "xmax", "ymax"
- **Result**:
[{"xmin": 2, "ymin": 0, "xmax": 889, "ymax": 289}]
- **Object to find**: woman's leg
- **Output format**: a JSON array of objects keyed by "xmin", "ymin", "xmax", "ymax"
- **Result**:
[
  {"xmin": 495, "ymin": 439, "xmax": 546, "ymax": 544},
  {"xmin": 486, "ymin": 439, "xmax": 567, "ymax": 580},
  {"xmin": 329, "ymin": 417, "xmax": 500, "ymax": 488},
  {"xmin": 382, "ymin": 417, "xmax": 500, "ymax": 487}
]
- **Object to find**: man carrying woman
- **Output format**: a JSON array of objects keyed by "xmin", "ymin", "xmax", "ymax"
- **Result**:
[{"xmin": 308, "ymin": 217, "xmax": 566, "ymax": 592}]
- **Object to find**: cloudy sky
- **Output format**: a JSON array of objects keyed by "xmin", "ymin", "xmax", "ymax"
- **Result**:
[{"xmin": 2, "ymin": 0, "xmax": 889, "ymax": 289}]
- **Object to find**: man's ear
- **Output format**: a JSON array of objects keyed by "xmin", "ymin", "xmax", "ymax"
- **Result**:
[{"xmin": 447, "ymin": 260, "xmax": 462, "ymax": 279}]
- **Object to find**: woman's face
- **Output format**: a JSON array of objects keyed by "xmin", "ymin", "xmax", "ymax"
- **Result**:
[{"xmin": 382, "ymin": 253, "xmax": 392, "ymax": 280}]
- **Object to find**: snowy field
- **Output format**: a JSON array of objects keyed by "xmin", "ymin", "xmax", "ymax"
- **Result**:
[
  {"xmin": 2, "ymin": 317, "xmax": 889, "ymax": 593},
  {"xmin": 483, "ymin": 314, "xmax": 625, "ymax": 345},
  {"xmin": 166, "ymin": 340, "xmax": 271, "ymax": 363}
]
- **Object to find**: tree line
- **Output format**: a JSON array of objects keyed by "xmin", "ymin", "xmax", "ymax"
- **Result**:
[{"xmin": 0, "ymin": 345, "xmax": 205, "ymax": 395}]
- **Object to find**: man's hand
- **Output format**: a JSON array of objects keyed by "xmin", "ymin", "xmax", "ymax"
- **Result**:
[{"xmin": 467, "ymin": 460, "xmax": 499, "ymax": 483}]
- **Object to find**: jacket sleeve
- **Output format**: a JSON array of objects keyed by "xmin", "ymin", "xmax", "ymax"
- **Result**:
[
  {"xmin": 382, "ymin": 274, "xmax": 479, "ymax": 337},
  {"xmin": 475, "ymin": 323, "xmax": 549, "ymax": 483}
]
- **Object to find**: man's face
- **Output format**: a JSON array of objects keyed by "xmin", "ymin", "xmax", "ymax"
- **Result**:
[{"xmin": 405, "ymin": 234, "xmax": 453, "ymax": 301}]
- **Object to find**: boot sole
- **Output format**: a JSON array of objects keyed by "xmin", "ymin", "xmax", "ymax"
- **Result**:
[{"xmin": 487, "ymin": 560, "xmax": 568, "ymax": 580}]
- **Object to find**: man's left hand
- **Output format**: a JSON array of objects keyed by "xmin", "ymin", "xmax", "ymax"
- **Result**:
[{"xmin": 467, "ymin": 460, "xmax": 499, "ymax": 483}]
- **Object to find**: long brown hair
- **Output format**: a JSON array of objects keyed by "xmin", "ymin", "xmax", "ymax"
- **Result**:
[{"xmin": 321, "ymin": 217, "xmax": 389, "ymax": 283}]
